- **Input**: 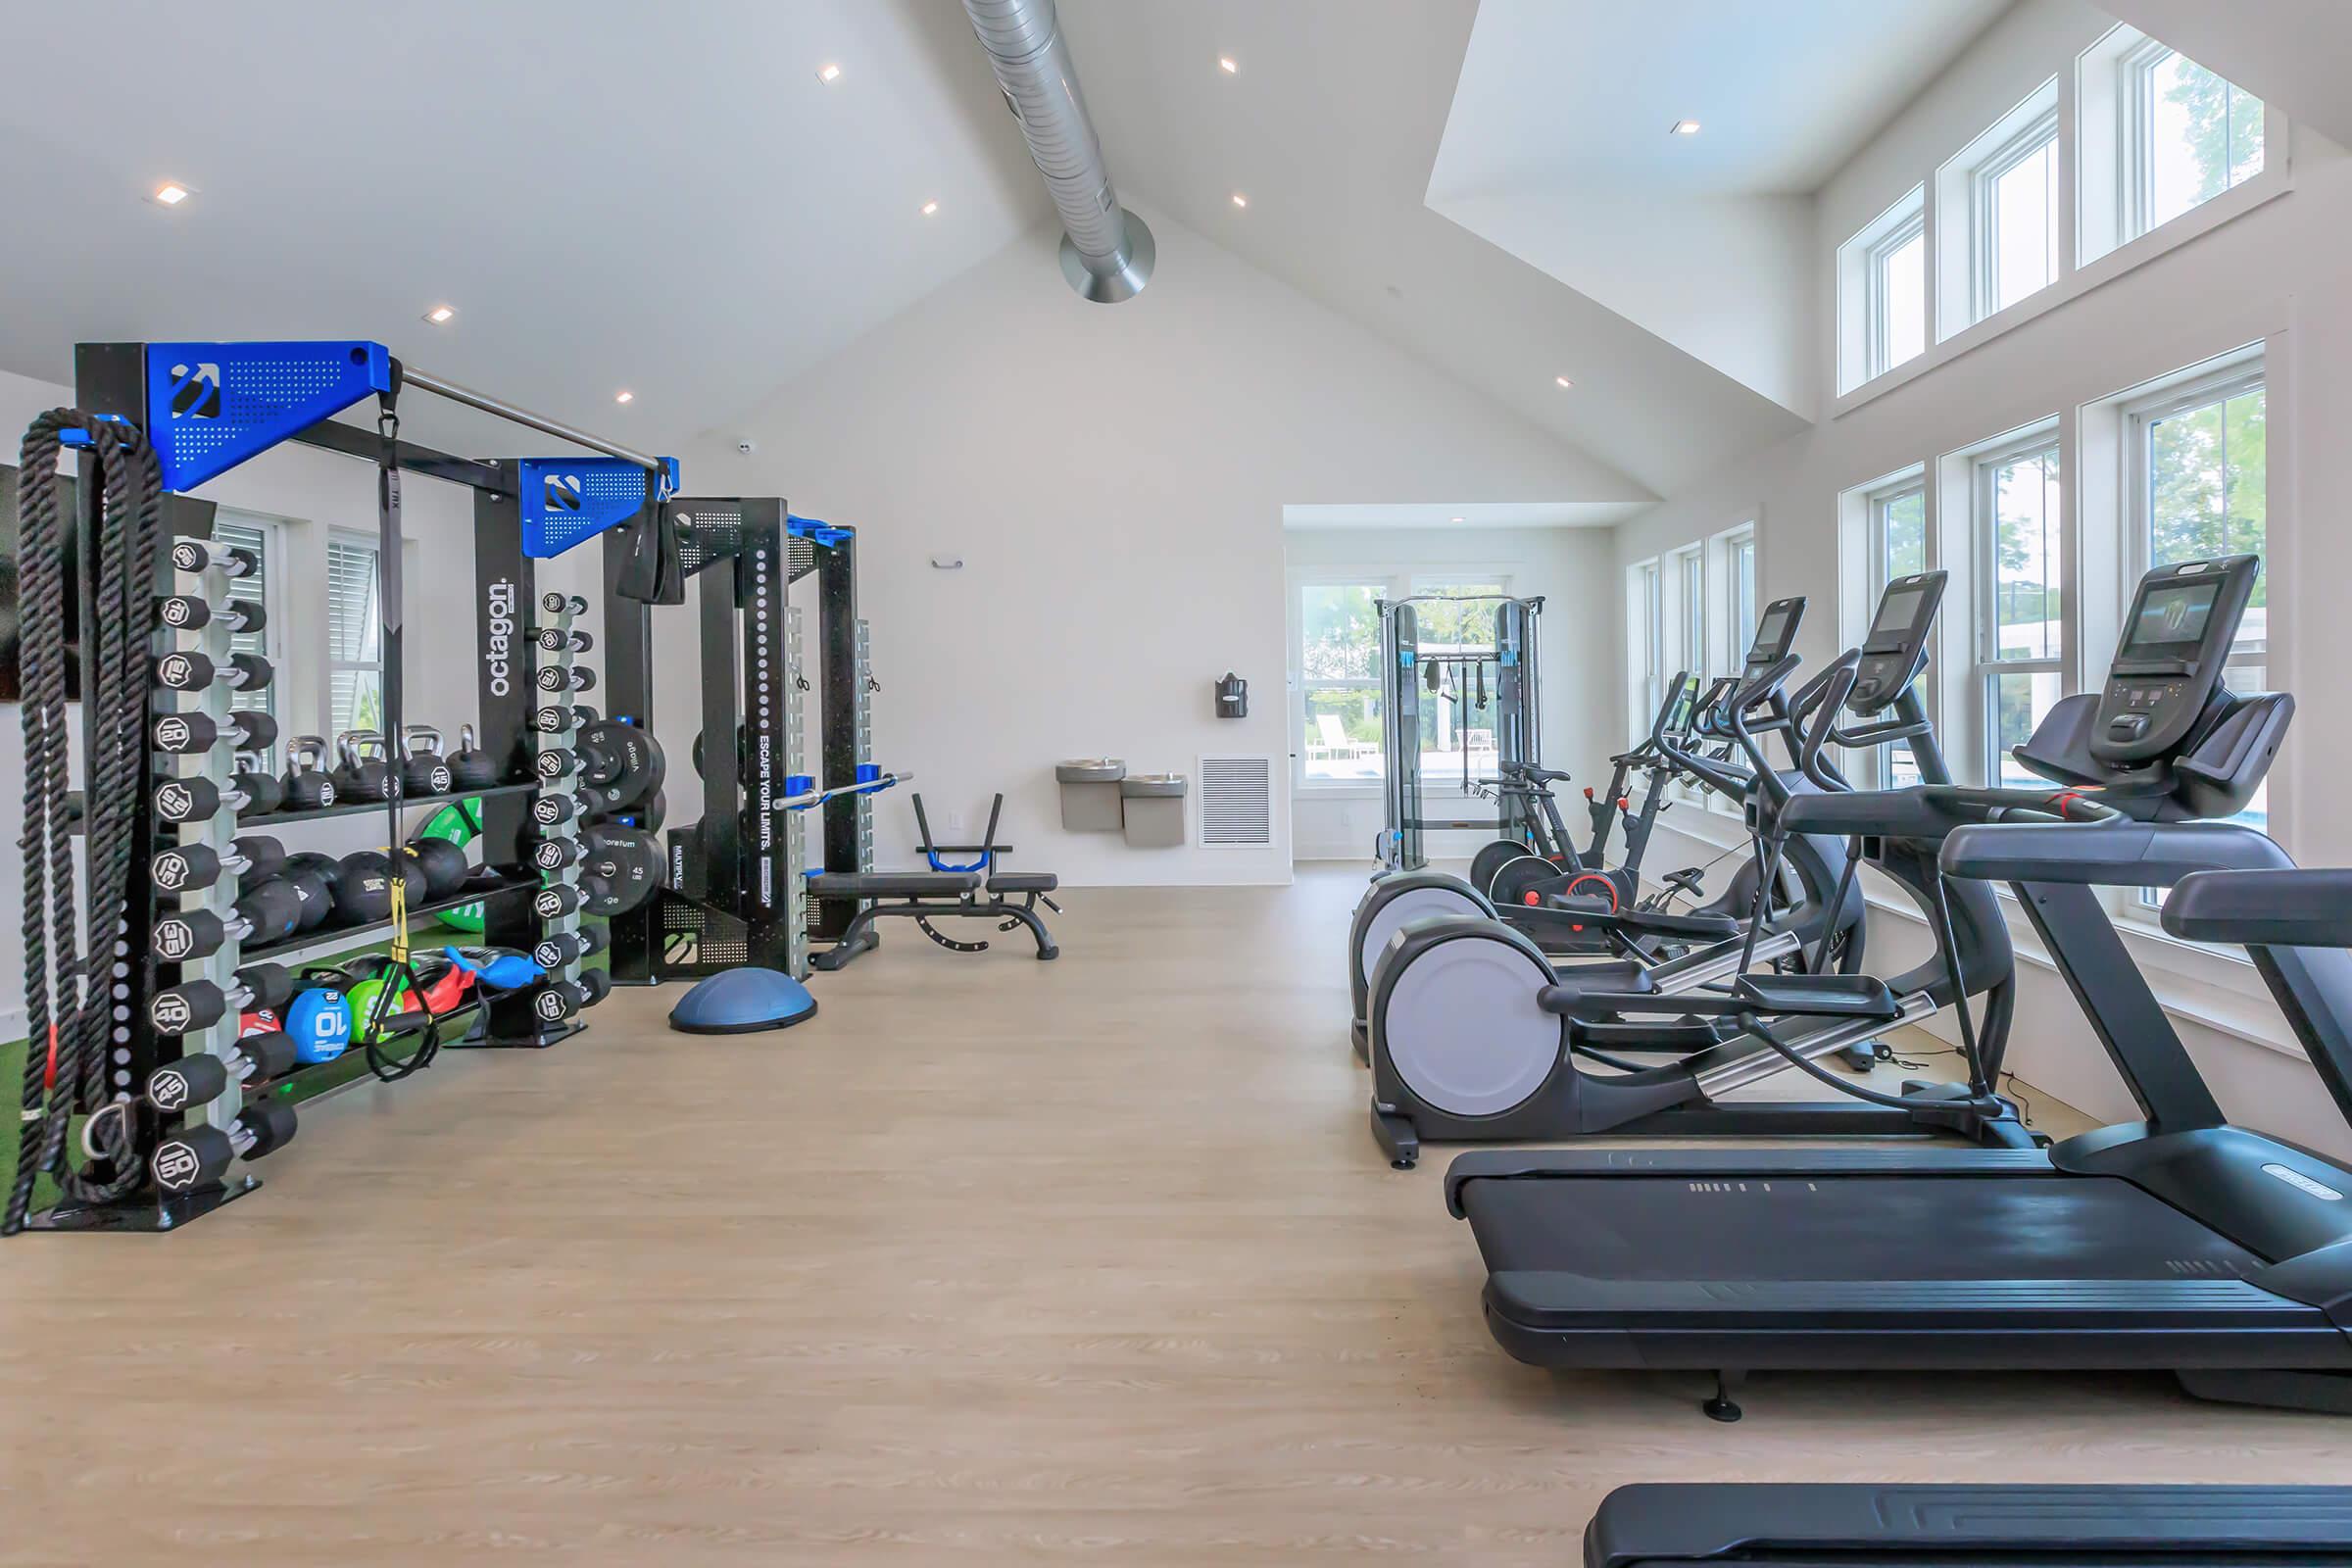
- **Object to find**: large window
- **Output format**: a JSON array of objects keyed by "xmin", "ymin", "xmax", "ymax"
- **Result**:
[
  {"xmin": 1973, "ymin": 106, "xmax": 2059, "ymax": 320},
  {"xmin": 1629, "ymin": 559, "xmax": 1663, "ymax": 748},
  {"xmin": 1839, "ymin": 186, "xmax": 1928, "ymax": 392},
  {"xmin": 1973, "ymin": 432, "xmax": 2065, "ymax": 787},
  {"xmin": 1298, "ymin": 581, "xmax": 1386, "ymax": 785},
  {"xmin": 1726, "ymin": 529, "xmax": 1757, "ymax": 668},
  {"xmin": 211, "ymin": 514, "xmax": 281, "ymax": 753},
  {"xmin": 327, "ymin": 532, "xmax": 384, "ymax": 741},
  {"xmin": 2131, "ymin": 361, "xmax": 2268, "ymax": 841},
  {"xmin": 1673, "ymin": 548, "xmax": 1705, "ymax": 683},
  {"xmin": 2123, "ymin": 37, "xmax": 2264, "ymax": 244}
]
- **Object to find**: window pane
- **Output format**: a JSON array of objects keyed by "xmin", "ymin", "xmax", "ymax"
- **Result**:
[
  {"xmin": 332, "ymin": 667, "xmax": 383, "ymax": 739},
  {"xmin": 1882, "ymin": 489, "xmax": 1926, "ymax": 578},
  {"xmin": 1411, "ymin": 583, "xmax": 1506, "ymax": 651},
  {"xmin": 1991, "ymin": 669, "xmax": 2063, "ymax": 785},
  {"xmin": 1880, "ymin": 230, "xmax": 1925, "ymax": 370},
  {"xmin": 2146, "ymin": 49, "xmax": 2263, "ymax": 231},
  {"xmin": 2148, "ymin": 382, "xmax": 2265, "ymax": 647},
  {"xmin": 1680, "ymin": 554, "xmax": 1704, "ymax": 674},
  {"xmin": 1989, "ymin": 136, "xmax": 2057, "ymax": 313},
  {"xmin": 1302, "ymin": 687, "xmax": 1382, "ymax": 783},
  {"xmin": 1732, "ymin": 538, "xmax": 1756, "ymax": 662},
  {"xmin": 1300, "ymin": 584, "xmax": 1379, "ymax": 682},
  {"xmin": 1989, "ymin": 447, "xmax": 2062, "ymax": 661}
]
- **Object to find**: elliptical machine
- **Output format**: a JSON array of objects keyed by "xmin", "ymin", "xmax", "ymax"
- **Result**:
[{"xmin": 1362, "ymin": 572, "xmax": 2015, "ymax": 1168}]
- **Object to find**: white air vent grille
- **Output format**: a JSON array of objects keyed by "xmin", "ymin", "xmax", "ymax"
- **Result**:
[{"xmin": 1199, "ymin": 754, "xmax": 1274, "ymax": 849}]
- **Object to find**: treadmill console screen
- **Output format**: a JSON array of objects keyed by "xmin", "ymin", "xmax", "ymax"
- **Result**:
[
  {"xmin": 1850, "ymin": 571, "xmax": 1946, "ymax": 713},
  {"xmin": 2093, "ymin": 555, "xmax": 2261, "ymax": 766}
]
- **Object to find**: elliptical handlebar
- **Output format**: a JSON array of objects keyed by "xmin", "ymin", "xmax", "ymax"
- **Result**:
[{"xmin": 1794, "ymin": 657, "xmax": 1862, "ymax": 789}]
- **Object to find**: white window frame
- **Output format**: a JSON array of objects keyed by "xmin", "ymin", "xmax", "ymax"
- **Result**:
[
  {"xmin": 1292, "ymin": 574, "xmax": 1393, "ymax": 796},
  {"xmin": 1627, "ymin": 559, "xmax": 1663, "ymax": 750},
  {"xmin": 1971, "ymin": 426, "xmax": 2067, "ymax": 788},
  {"xmin": 1704, "ymin": 524, "xmax": 1757, "ymax": 814},
  {"xmin": 326, "ymin": 527, "xmax": 385, "ymax": 743},
  {"xmin": 1837, "ymin": 185, "xmax": 1927, "ymax": 394},
  {"xmin": 1968, "ymin": 104, "xmax": 2061, "ymax": 324},
  {"xmin": 2116, "ymin": 35, "xmax": 2264, "ymax": 247}
]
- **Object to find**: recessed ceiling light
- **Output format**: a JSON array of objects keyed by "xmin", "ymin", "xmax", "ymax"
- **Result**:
[
  {"xmin": 1449, "ymin": 515, "xmax": 1465, "ymax": 523},
  {"xmin": 817, "ymin": 63, "xmax": 842, "ymax": 84},
  {"xmin": 1231, "ymin": 192, "xmax": 1249, "ymax": 208},
  {"xmin": 423, "ymin": 305, "xmax": 456, "ymax": 324},
  {"xmin": 1554, "ymin": 375, "xmax": 1575, "ymax": 389},
  {"xmin": 614, "ymin": 390, "xmax": 634, "ymax": 405},
  {"xmin": 1670, "ymin": 120, "xmax": 1701, "ymax": 135},
  {"xmin": 1218, "ymin": 56, "xmax": 1239, "ymax": 74},
  {"xmin": 920, "ymin": 199, "xmax": 940, "ymax": 216},
  {"xmin": 153, "ymin": 182, "xmax": 190, "ymax": 206}
]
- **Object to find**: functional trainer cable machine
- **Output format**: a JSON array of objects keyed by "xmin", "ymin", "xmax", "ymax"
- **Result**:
[
  {"xmin": 4, "ymin": 340, "xmax": 679, "ymax": 1233},
  {"xmin": 1376, "ymin": 594, "xmax": 1542, "ymax": 872}
]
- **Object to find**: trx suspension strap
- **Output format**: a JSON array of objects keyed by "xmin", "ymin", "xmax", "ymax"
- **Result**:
[{"xmin": 7, "ymin": 413, "xmax": 166, "ymax": 1233}]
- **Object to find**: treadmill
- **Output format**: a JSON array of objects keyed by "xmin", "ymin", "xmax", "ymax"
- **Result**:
[
  {"xmin": 1446, "ymin": 554, "xmax": 2352, "ymax": 1418},
  {"xmin": 1585, "ymin": 1484, "xmax": 2352, "ymax": 1567}
]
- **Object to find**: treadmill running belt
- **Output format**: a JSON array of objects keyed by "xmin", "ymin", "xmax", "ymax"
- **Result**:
[{"xmin": 1465, "ymin": 1175, "xmax": 2260, "ymax": 1280}]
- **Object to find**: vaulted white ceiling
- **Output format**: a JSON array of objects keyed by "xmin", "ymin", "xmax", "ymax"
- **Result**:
[{"xmin": 0, "ymin": 0, "xmax": 2044, "ymax": 500}]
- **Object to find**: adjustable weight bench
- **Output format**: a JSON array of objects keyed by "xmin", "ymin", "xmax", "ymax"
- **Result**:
[{"xmin": 808, "ymin": 794, "xmax": 1061, "ymax": 967}]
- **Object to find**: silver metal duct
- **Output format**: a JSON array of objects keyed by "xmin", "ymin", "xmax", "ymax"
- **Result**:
[{"xmin": 961, "ymin": 0, "xmax": 1154, "ymax": 303}]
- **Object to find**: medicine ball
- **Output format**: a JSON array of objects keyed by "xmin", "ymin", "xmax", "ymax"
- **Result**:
[{"xmin": 333, "ymin": 850, "xmax": 424, "ymax": 925}]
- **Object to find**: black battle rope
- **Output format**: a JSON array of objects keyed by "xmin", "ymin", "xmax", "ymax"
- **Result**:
[{"xmin": 7, "ymin": 413, "xmax": 165, "ymax": 1233}]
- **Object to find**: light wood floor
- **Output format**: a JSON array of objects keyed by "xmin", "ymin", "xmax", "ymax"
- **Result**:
[{"xmin": 3, "ymin": 863, "xmax": 2345, "ymax": 1565}]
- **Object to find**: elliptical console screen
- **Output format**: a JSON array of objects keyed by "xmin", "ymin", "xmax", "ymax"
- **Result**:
[
  {"xmin": 2122, "ymin": 579, "xmax": 2221, "ymax": 656},
  {"xmin": 1848, "ymin": 571, "xmax": 1947, "ymax": 713},
  {"xmin": 1871, "ymin": 586, "xmax": 1928, "ymax": 638},
  {"xmin": 1745, "ymin": 598, "xmax": 1804, "ymax": 664}
]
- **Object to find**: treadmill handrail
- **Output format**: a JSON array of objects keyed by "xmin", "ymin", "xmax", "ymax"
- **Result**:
[
  {"xmin": 2164, "ymin": 868, "xmax": 2352, "ymax": 948},
  {"xmin": 1941, "ymin": 820, "xmax": 2292, "ymax": 887}
]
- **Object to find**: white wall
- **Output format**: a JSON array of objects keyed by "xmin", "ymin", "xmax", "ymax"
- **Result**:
[
  {"xmin": 1282, "ymin": 523, "xmax": 1618, "ymax": 861},
  {"xmin": 669, "ymin": 202, "xmax": 1625, "ymax": 887},
  {"xmin": 1612, "ymin": 0, "xmax": 2352, "ymax": 1154},
  {"xmin": 0, "ymin": 365, "xmax": 604, "ymax": 1038}
]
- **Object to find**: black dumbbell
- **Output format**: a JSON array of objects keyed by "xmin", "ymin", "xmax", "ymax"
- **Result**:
[
  {"xmin": 143, "ymin": 1031, "xmax": 299, "ymax": 1113},
  {"xmin": 400, "ymin": 726, "xmax": 453, "ymax": 796},
  {"xmin": 153, "ymin": 880, "xmax": 305, "ymax": 962},
  {"xmin": 530, "ymin": 878, "xmax": 608, "ymax": 921},
  {"xmin": 540, "ymin": 592, "xmax": 589, "ymax": 616},
  {"xmin": 448, "ymin": 723, "xmax": 500, "ymax": 787},
  {"xmin": 531, "ymin": 927, "xmax": 610, "ymax": 970},
  {"xmin": 152, "ymin": 774, "xmax": 263, "ymax": 826},
  {"xmin": 231, "ymin": 758, "xmax": 286, "ymax": 814},
  {"xmin": 530, "ymin": 968, "xmax": 612, "ymax": 1022},
  {"xmin": 153, "ymin": 710, "xmax": 278, "ymax": 756},
  {"xmin": 526, "ymin": 835, "xmax": 583, "ymax": 872},
  {"xmin": 332, "ymin": 850, "xmax": 424, "ymax": 924},
  {"xmin": 530, "ymin": 789, "xmax": 593, "ymax": 828},
  {"xmin": 281, "ymin": 736, "xmax": 337, "ymax": 809},
  {"xmin": 573, "ymin": 705, "xmax": 601, "ymax": 725},
  {"xmin": 149, "ymin": 1101, "xmax": 298, "ymax": 1193},
  {"xmin": 535, "ymin": 663, "xmax": 596, "ymax": 693},
  {"xmin": 152, "ymin": 835, "xmax": 287, "ymax": 897},
  {"xmin": 332, "ymin": 732, "xmax": 394, "ymax": 802},
  {"xmin": 531, "ymin": 706, "xmax": 577, "ymax": 735},
  {"xmin": 150, "ymin": 963, "xmax": 294, "ymax": 1036},
  {"xmin": 154, "ymin": 649, "xmax": 273, "ymax": 694},
  {"xmin": 155, "ymin": 594, "xmax": 267, "ymax": 634},
  {"xmin": 534, "ymin": 748, "xmax": 580, "ymax": 782},
  {"xmin": 168, "ymin": 539, "xmax": 261, "ymax": 579},
  {"xmin": 536, "ymin": 627, "xmax": 593, "ymax": 653},
  {"xmin": 404, "ymin": 835, "xmax": 470, "ymax": 898}
]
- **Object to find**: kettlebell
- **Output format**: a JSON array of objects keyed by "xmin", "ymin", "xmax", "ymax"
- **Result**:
[
  {"xmin": 400, "ymin": 726, "xmax": 453, "ymax": 797},
  {"xmin": 281, "ymin": 735, "xmax": 337, "ymax": 810},
  {"xmin": 333, "ymin": 731, "xmax": 394, "ymax": 803},
  {"xmin": 448, "ymin": 723, "xmax": 499, "ymax": 788}
]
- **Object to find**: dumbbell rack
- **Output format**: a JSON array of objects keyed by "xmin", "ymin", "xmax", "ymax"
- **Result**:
[
  {"xmin": 6, "ymin": 339, "xmax": 681, "ymax": 1231},
  {"xmin": 512, "ymin": 592, "xmax": 592, "ymax": 1040}
]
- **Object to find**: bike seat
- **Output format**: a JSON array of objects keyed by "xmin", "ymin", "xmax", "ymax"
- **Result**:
[
  {"xmin": 1730, "ymin": 972, "xmax": 1901, "ymax": 1020},
  {"xmin": 1509, "ymin": 763, "xmax": 1574, "ymax": 786}
]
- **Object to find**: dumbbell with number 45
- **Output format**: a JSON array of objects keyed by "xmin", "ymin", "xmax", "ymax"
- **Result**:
[{"xmin": 143, "ymin": 1031, "xmax": 299, "ymax": 1114}]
